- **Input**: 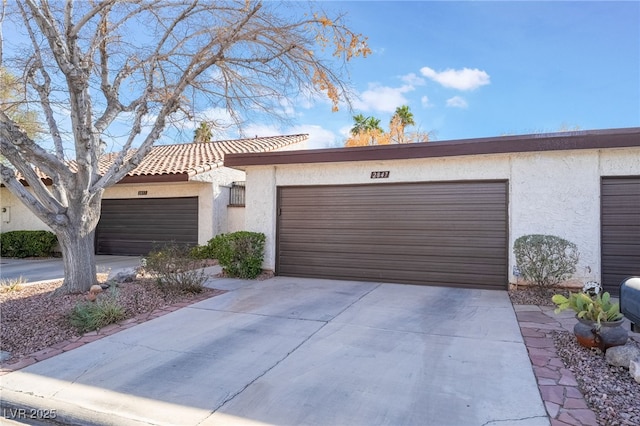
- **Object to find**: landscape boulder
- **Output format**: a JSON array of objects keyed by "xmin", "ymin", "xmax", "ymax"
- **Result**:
[
  {"xmin": 605, "ymin": 343, "xmax": 640, "ymax": 368},
  {"xmin": 113, "ymin": 270, "xmax": 137, "ymax": 283},
  {"xmin": 630, "ymin": 360, "xmax": 640, "ymax": 384}
]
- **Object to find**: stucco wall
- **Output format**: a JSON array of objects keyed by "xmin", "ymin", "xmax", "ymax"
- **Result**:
[
  {"xmin": 227, "ymin": 207, "xmax": 246, "ymax": 233},
  {"xmin": 244, "ymin": 147, "xmax": 640, "ymax": 285},
  {"xmin": 193, "ymin": 167, "xmax": 246, "ymax": 237},
  {"xmin": 1, "ymin": 188, "xmax": 51, "ymax": 232}
]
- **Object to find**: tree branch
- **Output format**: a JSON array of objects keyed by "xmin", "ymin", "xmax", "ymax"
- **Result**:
[
  {"xmin": 0, "ymin": 111, "xmax": 71, "ymax": 184},
  {"xmin": 0, "ymin": 165, "xmax": 68, "ymax": 229}
]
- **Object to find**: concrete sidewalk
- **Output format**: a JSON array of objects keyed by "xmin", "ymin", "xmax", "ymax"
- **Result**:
[{"xmin": 0, "ymin": 277, "xmax": 549, "ymax": 426}]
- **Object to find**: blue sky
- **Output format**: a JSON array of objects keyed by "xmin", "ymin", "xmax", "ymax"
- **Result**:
[
  {"xmin": 242, "ymin": 1, "xmax": 639, "ymax": 149},
  {"xmin": 3, "ymin": 1, "xmax": 639, "ymax": 151}
]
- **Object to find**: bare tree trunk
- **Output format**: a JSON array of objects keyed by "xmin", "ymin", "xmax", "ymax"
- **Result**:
[
  {"xmin": 55, "ymin": 229, "xmax": 97, "ymax": 294},
  {"xmin": 51, "ymin": 191, "xmax": 102, "ymax": 295}
]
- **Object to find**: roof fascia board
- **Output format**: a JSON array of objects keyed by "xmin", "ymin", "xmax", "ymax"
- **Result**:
[{"xmin": 224, "ymin": 127, "xmax": 640, "ymax": 169}]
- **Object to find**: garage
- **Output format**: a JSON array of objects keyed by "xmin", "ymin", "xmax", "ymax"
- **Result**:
[
  {"xmin": 276, "ymin": 181, "xmax": 508, "ymax": 290},
  {"xmin": 601, "ymin": 177, "xmax": 640, "ymax": 294},
  {"xmin": 96, "ymin": 197, "xmax": 198, "ymax": 256}
]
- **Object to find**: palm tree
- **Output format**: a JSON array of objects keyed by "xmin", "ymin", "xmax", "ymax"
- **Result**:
[
  {"xmin": 394, "ymin": 105, "xmax": 415, "ymax": 128},
  {"xmin": 350, "ymin": 114, "xmax": 368, "ymax": 135},
  {"xmin": 390, "ymin": 105, "xmax": 415, "ymax": 144},
  {"xmin": 193, "ymin": 121, "xmax": 213, "ymax": 143},
  {"xmin": 351, "ymin": 114, "xmax": 383, "ymax": 135},
  {"xmin": 364, "ymin": 116, "xmax": 382, "ymax": 133}
]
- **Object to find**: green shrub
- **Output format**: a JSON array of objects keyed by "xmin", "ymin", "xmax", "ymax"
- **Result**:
[
  {"xmin": 68, "ymin": 289, "xmax": 126, "ymax": 333},
  {"xmin": 216, "ymin": 231, "xmax": 266, "ymax": 279},
  {"xmin": 514, "ymin": 234, "xmax": 580, "ymax": 288},
  {"xmin": 189, "ymin": 234, "xmax": 226, "ymax": 260},
  {"xmin": 145, "ymin": 243, "xmax": 207, "ymax": 295},
  {"xmin": 0, "ymin": 230, "xmax": 58, "ymax": 258}
]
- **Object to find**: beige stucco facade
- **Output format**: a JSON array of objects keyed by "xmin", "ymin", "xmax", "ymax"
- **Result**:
[{"xmin": 244, "ymin": 147, "xmax": 640, "ymax": 284}]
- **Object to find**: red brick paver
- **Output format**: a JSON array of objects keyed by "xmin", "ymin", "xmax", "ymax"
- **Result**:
[{"xmin": 514, "ymin": 305, "xmax": 599, "ymax": 426}]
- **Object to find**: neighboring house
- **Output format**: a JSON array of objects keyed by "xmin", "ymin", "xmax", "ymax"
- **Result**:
[
  {"xmin": 224, "ymin": 127, "xmax": 640, "ymax": 294},
  {"xmin": 0, "ymin": 134, "xmax": 308, "ymax": 255}
]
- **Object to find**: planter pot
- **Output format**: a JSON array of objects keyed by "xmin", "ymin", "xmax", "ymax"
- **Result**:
[{"xmin": 573, "ymin": 317, "xmax": 628, "ymax": 351}]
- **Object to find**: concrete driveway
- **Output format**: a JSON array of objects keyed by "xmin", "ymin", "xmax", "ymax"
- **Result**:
[
  {"xmin": 0, "ymin": 277, "xmax": 549, "ymax": 426},
  {"xmin": 0, "ymin": 255, "xmax": 141, "ymax": 283}
]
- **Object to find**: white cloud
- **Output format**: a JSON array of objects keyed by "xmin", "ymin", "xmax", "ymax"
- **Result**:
[
  {"xmin": 421, "ymin": 95, "xmax": 433, "ymax": 108},
  {"xmin": 353, "ymin": 83, "xmax": 414, "ymax": 113},
  {"xmin": 241, "ymin": 123, "xmax": 338, "ymax": 149},
  {"xmin": 242, "ymin": 123, "xmax": 282, "ymax": 139},
  {"xmin": 446, "ymin": 96, "xmax": 468, "ymax": 108},
  {"xmin": 420, "ymin": 67, "xmax": 490, "ymax": 91},
  {"xmin": 288, "ymin": 124, "xmax": 338, "ymax": 149},
  {"xmin": 400, "ymin": 73, "xmax": 426, "ymax": 86},
  {"xmin": 339, "ymin": 124, "xmax": 353, "ymax": 139}
]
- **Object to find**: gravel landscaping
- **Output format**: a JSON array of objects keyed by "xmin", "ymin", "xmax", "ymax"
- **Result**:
[
  {"xmin": 0, "ymin": 278, "xmax": 223, "ymax": 364},
  {"xmin": 511, "ymin": 286, "xmax": 640, "ymax": 426}
]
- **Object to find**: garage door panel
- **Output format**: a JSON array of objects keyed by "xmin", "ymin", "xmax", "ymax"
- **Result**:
[
  {"xmin": 277, "ymin": 181, "xmax": 508, "ymax": 289},
  {"xmin": 283, "ymin": 253, "xmax": 504, "ymax": 275},
  {"xmin": 281, "ymin": 219, "xmax": 505, "ymax": 232},
  {"xmin": 280, "ymin": 238, "xmax": 507, "ymax": 254},
  {"xmin": 281, "ymin": 195, "xmax": 506, "ymax": 208},
  {"xmin": 601, "ymin": 177, "xmax": 640, "ymax": 294},
  {"xmin": 281, "ymin": 210, "xmax": 506, "ymax": 223},
  {"xmin": 96, "ymin": 197, "xmax": 198, "ymax": 256},
  {"xmin": 280, "ymin": 228, "xmax": 503, "ymax": 241},
  {"xmin": 280, "ymin": 264, "xmax": 505, "ymax": 290},
  {"xmin": 281, "ymin": 183, "xmax": 505, "ymax": 196}
]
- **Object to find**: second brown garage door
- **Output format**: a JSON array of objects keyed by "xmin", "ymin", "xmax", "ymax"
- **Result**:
[
  {"xmin": 601, "ymin": 177, "xmax": 640, "ymax": 294},
  {"xmin": 276, "ymin": 181, "xmax": 508, "ymax": 290},
  {"xmin": 96, "ymin": 197, "xmax": 198, "ymax": 256}
]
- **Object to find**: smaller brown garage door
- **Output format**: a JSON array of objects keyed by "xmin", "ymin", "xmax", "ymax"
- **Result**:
[
  {"xmin": 277, "ymin": 181, "xmax": 508, "ymax": 290},
  {"xmin": 601, "ymin": 177, "xmax": 640, "ymax": 294},
  {"xmin": 96, "ymin": 197, "xmax": 198, "ymax": 256}
]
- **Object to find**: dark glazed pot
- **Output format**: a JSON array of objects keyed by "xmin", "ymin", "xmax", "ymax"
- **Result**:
[{"xmin": 573, "ymin": 317, "xmax": 628, "ymax": 351}]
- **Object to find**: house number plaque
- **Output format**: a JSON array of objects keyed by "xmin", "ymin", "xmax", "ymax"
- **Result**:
[{"xmin": 370, "ymin": 171, "xmax": 390, "ymax": 179}]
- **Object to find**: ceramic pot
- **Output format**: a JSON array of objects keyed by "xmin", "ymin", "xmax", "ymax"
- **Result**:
[{"xmin": 573, "ymin": 317, "xmax": 628, "ymax": 350}]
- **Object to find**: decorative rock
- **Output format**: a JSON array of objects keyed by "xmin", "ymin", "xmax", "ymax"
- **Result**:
[
  {"xmin": 90, "ymin": 284, "xmax": 103, "ymax": 294},
  {"xmin": 0, "ymin": 350, "xmax": 11, "ymax": 362},
  {"xmin": 113, "ymin": 271, "xmax": 136, "ymax": 283},
  {"xmin": 630, "ymin": 360, "xmax": 640, "ymax": 384},
  {"xmin": 605, "ymin": 343, "xmax": 640, "ymax": 368}
]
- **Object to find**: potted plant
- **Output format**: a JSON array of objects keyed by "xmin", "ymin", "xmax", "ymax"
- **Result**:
[{"xmin": 552, "ymin": 291, "xmax": 628, "ymax": 350}]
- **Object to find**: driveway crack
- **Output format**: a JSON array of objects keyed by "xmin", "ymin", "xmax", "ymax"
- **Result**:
[
  {"xmin": 481, "ymin": 415, "xmax": 550, "ymax": 425},
  {"xmin": 198, "ymin": 283, "xmax": 381, "ymax": 424}
]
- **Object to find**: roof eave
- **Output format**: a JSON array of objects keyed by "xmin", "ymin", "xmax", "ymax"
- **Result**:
[{"xmin": 224, "ymin": 127, "xmax": 640, "ymax": 170}]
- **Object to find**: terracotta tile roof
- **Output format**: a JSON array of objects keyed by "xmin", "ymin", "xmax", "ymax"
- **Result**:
[
  {"xmin": 101, "ymin": 134, "xmax": 308, "ymax": 178},
  {"xmin": 10, "ymin": 134, "xmax": 307, "ymax": 184}
]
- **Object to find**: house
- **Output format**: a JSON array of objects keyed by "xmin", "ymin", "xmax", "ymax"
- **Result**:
[
  {"xmin": 0, "ymin": 134, "xmax": 308, "ymax": 255},
  {"xmin": 224, "ymin": 127, "xmax": 640, "ymax": 294}
]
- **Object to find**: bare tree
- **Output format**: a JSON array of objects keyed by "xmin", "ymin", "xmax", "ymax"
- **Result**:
[{"xmin": 0, "ymin": 0, "xmax": 369, "ymax": 294}]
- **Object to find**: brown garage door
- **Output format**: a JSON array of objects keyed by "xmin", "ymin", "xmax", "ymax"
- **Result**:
[
  {"xmin": 601, "ymin": 177, "xmax": 640, "ymax": 294},
  {"xmin": 96, "ymin": 197, "xmax": 198, "ymax": 256},
  {"xmin": 277, "ymin": 181, "xmax": 508, "ymax": 290}
]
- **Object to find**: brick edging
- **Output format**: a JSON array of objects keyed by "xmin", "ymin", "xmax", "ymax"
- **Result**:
[{"xmin": 515, "ymin": 306, "xmax": 599, "ymax": 426}]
